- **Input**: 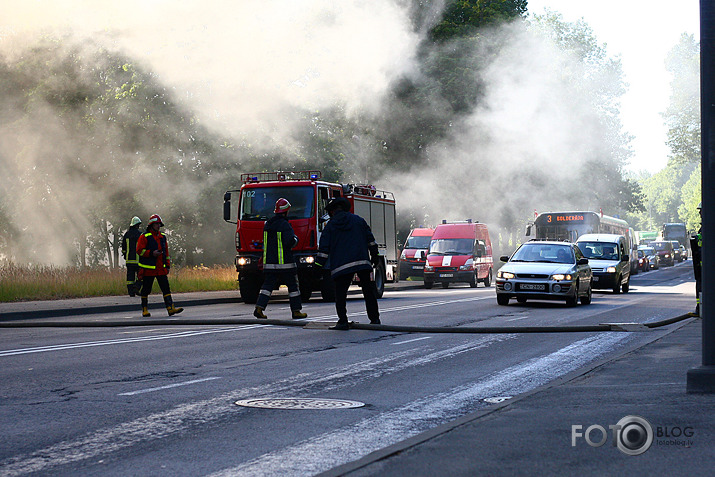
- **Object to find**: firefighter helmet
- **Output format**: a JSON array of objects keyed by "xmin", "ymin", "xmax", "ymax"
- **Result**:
[
  {"xmin": 130, "ymin": 216, "xmax": 142, "ymax": 227},
  {"xmin": 274, "ymin": 198, "xmax": 291, "ymax": 214},
  {"xmin": 147, "ymin": 214, "xmax": 164, "ymax": 227}
]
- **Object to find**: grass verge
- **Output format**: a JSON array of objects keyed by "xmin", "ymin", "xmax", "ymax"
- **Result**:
[{"xmin": 0, "ymin": 264, "xmax": 237, "ymax": 302}]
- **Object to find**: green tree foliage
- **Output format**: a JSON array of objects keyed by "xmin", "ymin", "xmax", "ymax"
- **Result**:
[
  {"xmin": 630, "ymin": 34, "xmax": 700, "ymax": 232},
  {"xmin": 430, "ymin": 0, "xmax": 528, "ymax": 41},
  {"xmin": 663, "ymin": 34, "xmax": 700, "ymax": 165}
]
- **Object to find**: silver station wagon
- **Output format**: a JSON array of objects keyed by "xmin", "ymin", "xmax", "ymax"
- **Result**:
[{"xmin": 495, "ymin": 241, "xmax": 593, "ymax": 306}]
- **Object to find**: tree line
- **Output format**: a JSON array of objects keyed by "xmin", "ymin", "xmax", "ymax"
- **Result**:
[{"xmin": 0, "ymin": 1, "xmax": 699, "ymax": 268}]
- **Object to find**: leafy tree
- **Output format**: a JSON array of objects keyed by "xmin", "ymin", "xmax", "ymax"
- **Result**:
[{"xmin": 663, "ymin": 34, "xmax": 700, "ymax": 165}]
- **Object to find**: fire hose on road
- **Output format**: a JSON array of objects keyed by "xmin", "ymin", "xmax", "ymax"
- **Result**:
[{"xmin": 0, "ymin": 312, "xmax": 696, "ymax": 332}]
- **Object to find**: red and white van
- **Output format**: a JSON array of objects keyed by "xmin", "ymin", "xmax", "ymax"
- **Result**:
[
  {"xmin": 398, "ymin": 228, "xmax": 434, "ymax": 280},
  {"xmin": 423, "ymin": 220, "xmax": 493, "ymax": 288}
]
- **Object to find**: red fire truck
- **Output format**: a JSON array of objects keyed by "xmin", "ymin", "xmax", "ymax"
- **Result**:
[{"xmin": 223, "ymin": 171, "xmax": 398, "ymax": 303}]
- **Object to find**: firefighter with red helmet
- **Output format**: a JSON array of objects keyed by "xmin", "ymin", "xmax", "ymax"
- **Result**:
[
  {"xmin": 253, "ymin": 198, "xmax": 308, "ymax": 319},
  {"xmin": 136, "ymin": 214, "xmax": 183, "ymax": 317}
]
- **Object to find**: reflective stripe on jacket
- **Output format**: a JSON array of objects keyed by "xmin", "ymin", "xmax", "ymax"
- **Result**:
[
  {"xmin": 122, "ymin": 227, "xmax": 142, "ymax": 264},
  {"xmin": 137, "ymin": 231, "xmax": 170, "ymax": 273},
  {"xmin": 262, "ymin": 214, "xmax": 298, "ymax": 271},
  {"xmin": 316, "ymin": 210, "xmax": 378, "ymax": 278}
]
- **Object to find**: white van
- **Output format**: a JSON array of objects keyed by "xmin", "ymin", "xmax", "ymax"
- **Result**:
[{"xmin": 576, "ymin": 234, "xmax": 631, "ymax": 293}]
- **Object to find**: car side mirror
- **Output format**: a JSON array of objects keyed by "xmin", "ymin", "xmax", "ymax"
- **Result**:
[
  {"xmin": 578, "ymin": 258, "xmax": 589, "ymax": 265},
  {"xmin": 500, "ymin": 255, "xmax": 509, "ymax": 262},
  {"xmin": 525, "ymin": 225, "xmax": 532, "ymax": 236}
]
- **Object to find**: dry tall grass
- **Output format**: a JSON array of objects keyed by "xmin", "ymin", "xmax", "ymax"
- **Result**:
[{"xmin": 0, "ymin": 264, "xmax": 237, "ymax": 302}]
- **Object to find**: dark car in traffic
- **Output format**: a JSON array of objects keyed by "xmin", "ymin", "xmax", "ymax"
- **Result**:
[
  {"xmin": 651, "ymin": 241, "xmax": 674, "ymax": 266},
  {"xmin": 638, "ymin": 245, "xmax": 659, "ymax": 270},
  {"xmin": 636, "ymin": 249, "xmax": 649, "ymax": 272}
]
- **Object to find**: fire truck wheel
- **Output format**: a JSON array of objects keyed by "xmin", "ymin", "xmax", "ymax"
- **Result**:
[
  {"xmin": 483, "ymin": 269, "xmax": 492, "ymax": 287},
  {"xmin": 374, "ymin": 263, "xmax": 385, "ymax": 299},
  {"xmin": 239, "ymin": 275, "xmax": 261, "ymax": 304}
]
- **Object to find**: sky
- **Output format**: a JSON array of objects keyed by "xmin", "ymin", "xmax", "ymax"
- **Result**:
[{"xmin": 527, "ymin": 0, "xmax": 701, "ymax": 174}]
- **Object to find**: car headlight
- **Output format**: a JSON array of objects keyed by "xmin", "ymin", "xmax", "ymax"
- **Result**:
[
  {"xmin": 606, "ymin": 266, "xmax": 617, "ymax": 273},
  {"xmin": 424, "ymin": 265, "xmax": 433, "ymax": 271},
  {"xmin": 550, "ymin": 274, "xmax": 572, "ymax": 281},
  {"xmin": 237, "ymin": 256, "xmax": 251, "ymax": 266},
  {"xmin": 665, "ymin": 254, "xmax": 670, "ymax": 258},
  {"xmin": 400, "ymin": 250, "xmax": 406, "ymax": 259},
  {"xmin": 459, "ymin": 259, "xmax": 474, "ymax": 271},
  {"xmin": 498, "ymin": 271, "xmax": 515, "ymax": 279},
  {"xmin": 299, "ymin": 256, "xmax": 315, "ymax": 264}
]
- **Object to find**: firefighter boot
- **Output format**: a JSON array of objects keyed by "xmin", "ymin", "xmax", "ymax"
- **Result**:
[
  {"xmin": 253, "ymin": 306, "xmax": 267, "ymax": 319},
  {"xmin": 292, "ymin": 310, "xmax": 307, "ymax": 319},
  {"xmin": 164, "ymin": 294, "xmax": 183, "ymax": 316},
  {"xmin": 141, "ymin": 296, "xmax": 151, "ymax": 318},
  {"xmin": 127, "ymin": 284, "xmax": 136, "ymax": 297}
]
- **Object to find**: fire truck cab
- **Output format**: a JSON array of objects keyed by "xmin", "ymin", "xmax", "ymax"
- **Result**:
[{"xmin": 223, "ymin": 171, "xmax": 397, "ymax": 303}]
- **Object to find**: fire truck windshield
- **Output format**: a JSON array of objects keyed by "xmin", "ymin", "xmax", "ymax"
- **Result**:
[
  {"xmin": 429, "ymin": 239, "xmax": 474, "ymax": 256},
  {"xmin": 240, "ymin": 186, "xmax": 315, "ymax": 221}
]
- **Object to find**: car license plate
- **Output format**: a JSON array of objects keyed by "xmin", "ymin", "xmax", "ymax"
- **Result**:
[
  {"xmin": 520, "ymin": 283, "xmax": 545, "ymax": 291},
  {"xmin": 412, "ymin": 265, "xmax": 424, "ymax": 270},
  {"xmin": 440, "ymin": 273, "xmax": 453, "ymax": 278}
]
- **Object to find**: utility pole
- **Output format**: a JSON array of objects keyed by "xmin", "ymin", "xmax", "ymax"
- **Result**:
[{"xmin": 688, "ymin": 0, "xmax": 715, "ymax": 393}]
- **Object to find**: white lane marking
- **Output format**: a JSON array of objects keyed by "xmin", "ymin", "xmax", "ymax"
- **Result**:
[
  {"xmin": 118, "ymin": 377, "xmax": 222, "ymax": 396},
  {"xmin": 1, "ymin": 296, "xmax": 488, "ymax": 356},
  {"xmin": 210, "ymin": 333, "xmax": 631, "ymax": 477},
  {"xmin": 0, "ymin": 327, "xmax": 266, "ymax": 357},
  {"xmin": 0, "ymin": 337, "xmax": 509, "ymax": 476},
  {"xmin": 391, "ymin": 337, "xmax": 432, "ymax": 345},
  {"xmin": 505, "ymin": 315, "xmax": 529, "ymax": 322}
]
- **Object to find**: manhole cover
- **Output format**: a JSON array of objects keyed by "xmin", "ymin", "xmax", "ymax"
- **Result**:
[
  {"xmin": 235, "ymin": 398, "xmax": 365, "ymax": 410},
  {"xmin": 483, "ymin": 396, "xmax": 513, "ymax": 404}
]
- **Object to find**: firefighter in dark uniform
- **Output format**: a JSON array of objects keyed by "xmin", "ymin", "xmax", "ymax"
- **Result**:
[
  {"xmin": 690, "ymin": 202, "xmax": 703, "ymax": 316},
  {"xmin": 121, "ymin": 216, "xmax": 143, "ymax": 296},
  {"xmin": 253, "ymin": 198, "xmax": 308, "ymax": 320},
  {"xmin": 315, "ymin": 197, "xmax": 381, "ymax": 330},
  {"xmin": 137, "ymin": 214, "xmax": 183, "ymax": 317}
]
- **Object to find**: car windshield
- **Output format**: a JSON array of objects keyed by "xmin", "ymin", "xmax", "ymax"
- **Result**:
[
  {"xmin": 639, "ymin": 247, "xmax": 655, "ymax": 255},
  {"xmin": 577, "ymin": 241, "xmax": 619, "ymax": 260},
  {"xmin": 239, "ymin": 186, "xmax": 314, "ymax": 221},
  {"xmin": 406, "ymin": 236, "xmax": 431, "ymax": 249},
  {"xmin": 651, "ymin": 242, "xmax": 671, "ymax": 251},
  {"xmin": 510, "ymin": 243, "xmax": 574, "ymax": 264},
  {"xmin": 429, "ymin": 238, "xmax": 474, "ymax": 255}
]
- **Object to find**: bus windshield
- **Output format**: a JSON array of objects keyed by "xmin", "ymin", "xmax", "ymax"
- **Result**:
[{"xmin": 240, "ymin": 186, "xmax": 314, "ymax": 221}]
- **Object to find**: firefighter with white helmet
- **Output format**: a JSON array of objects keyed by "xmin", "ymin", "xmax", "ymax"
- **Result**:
[
  {"xmin": 136, "ymin": 214, "xmax": 183, "ymax": 317},
  {"xmin": 121, "ymin": 216, "xmax": 143, "ymax": 296},
  {"xmin": 253, "ymin": 198, "xmax": 307, "ymax": 319}
]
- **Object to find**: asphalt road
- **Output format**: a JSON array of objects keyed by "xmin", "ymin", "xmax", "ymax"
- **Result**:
[{"xmin": 0, "ymin": 261, "xmax": 696, "ymax": 476}]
